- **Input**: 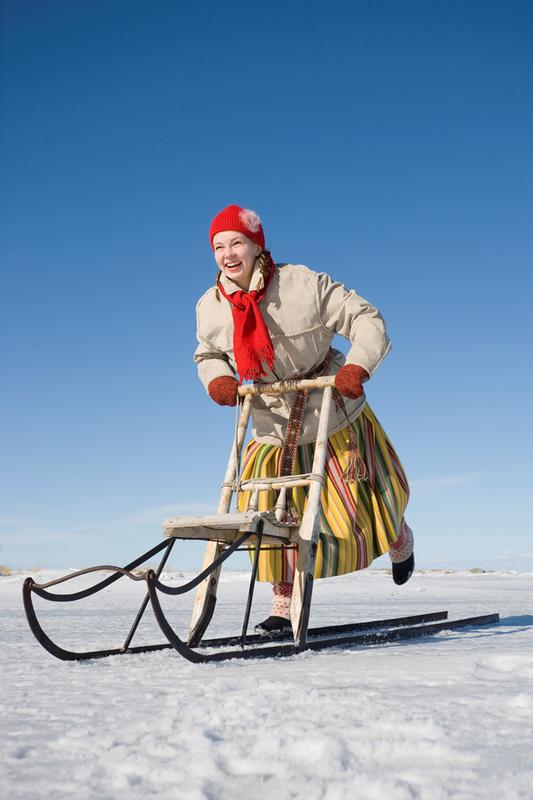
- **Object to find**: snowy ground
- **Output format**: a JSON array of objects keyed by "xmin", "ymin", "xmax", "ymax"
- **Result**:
[{"xmin": 1, "ymin": 567, "xmax": 533, "ymax": 800}]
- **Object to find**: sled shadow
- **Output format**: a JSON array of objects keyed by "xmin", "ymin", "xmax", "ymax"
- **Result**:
[
  {"xmin": 381, "ymin": 615, "xmax": 533, "ymax": 651},
  {"xmin": 471, "ymin": 614, "xmax": 533, "ymax": 640},
  {"xmin": 498, "ymin": 614, "xmax": 533, "ymax": 628}
]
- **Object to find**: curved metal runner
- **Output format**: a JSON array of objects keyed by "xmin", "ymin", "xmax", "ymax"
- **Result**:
[
  {"xmin": 22, "ymin": 534, "xmax": 251, "ymax": 662},
  {"xmin": 23, "ymin": 549, "xmax": 500, "ymax": 663}
]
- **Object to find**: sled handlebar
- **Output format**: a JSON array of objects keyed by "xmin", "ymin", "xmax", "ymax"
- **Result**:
[{"xmin": 237, "ymin": 375, "xmax": 336, "ymax": 397}]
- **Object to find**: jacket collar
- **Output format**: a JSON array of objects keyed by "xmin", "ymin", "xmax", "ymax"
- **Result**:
[{"xmin": 219, "ymin": 263, "xmax": 266, "ymax": 295}]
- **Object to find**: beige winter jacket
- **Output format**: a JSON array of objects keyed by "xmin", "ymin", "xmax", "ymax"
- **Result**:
[{"xmin": 194, "ymin": 263, "xmax": 391, "ymax": 446}]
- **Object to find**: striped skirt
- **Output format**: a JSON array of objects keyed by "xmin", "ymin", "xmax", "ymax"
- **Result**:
[{"xmin": 238, "ymin": 404, "xmax": 410, "ymax": 582}]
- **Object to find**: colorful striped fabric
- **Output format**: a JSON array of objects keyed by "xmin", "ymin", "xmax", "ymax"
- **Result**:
[{"xmin": 238, "ymin": 404, "xmax": 411, "ymax": 583}]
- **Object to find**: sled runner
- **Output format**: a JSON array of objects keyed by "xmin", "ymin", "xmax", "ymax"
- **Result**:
[{"xmin": 23, "ymin": 377, "xmax": 500, "ymax": 662}]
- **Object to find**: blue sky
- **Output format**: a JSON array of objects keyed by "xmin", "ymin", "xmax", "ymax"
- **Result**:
[{"xmin": 1, "ymin": 0, "xmax": 532, "ymax": 573}]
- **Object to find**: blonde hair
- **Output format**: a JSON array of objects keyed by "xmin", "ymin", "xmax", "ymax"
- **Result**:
[{"xmin": 215, "ymin": 250, "xmax": 274, "ymax": 301}]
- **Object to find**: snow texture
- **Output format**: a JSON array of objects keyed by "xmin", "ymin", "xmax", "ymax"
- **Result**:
[{"xmin": 1, "ymin": 568, "xmax": 532, "ymax": 799}]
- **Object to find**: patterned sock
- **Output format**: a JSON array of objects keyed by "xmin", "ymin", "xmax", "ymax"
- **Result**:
[
  {"xmin": 389, "ymin": 522, "xmax": 414, "ymax": 564},
  {"xmin": 271, "ymin": 581, "xmax": 293, "ymax": 619}
]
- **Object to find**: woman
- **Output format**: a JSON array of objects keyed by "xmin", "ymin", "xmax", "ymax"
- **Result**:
[{"xmin": 194, "ymin": 204, "xmax": 414, "ymax": 634}]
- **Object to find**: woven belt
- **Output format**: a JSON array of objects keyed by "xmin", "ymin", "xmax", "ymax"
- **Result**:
[{"xmin": 279, "ymin": 349, "xmax": 359, "ymax": 478}]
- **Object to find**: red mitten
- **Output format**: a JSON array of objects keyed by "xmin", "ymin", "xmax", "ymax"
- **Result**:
[
  {"xmin": 334, "ymin": 364, "xmax": 370, "ymax": 399},
  {"xmin": 208, "ymin": 376, "xmax": 239, "ymax": 406}
]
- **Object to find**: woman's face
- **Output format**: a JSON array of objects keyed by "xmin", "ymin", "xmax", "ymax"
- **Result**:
[{"xmin": 213, "ymin": 230, "xmax": 262, "ymax": 291}]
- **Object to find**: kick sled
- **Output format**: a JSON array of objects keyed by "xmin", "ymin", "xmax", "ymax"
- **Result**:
[{"xmin": 23, "ymin": 377, "xmax": 500, "ymax": 663}]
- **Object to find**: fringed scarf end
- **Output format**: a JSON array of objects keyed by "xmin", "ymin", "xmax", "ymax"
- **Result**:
[
  {"xmin": 240, "ymin": 343, "xmax": 275, "ymax": 381},
  {"xmin": 342, "ymin": 428, "xmax": 368, "ymax": 484},
  {"xmin": 283, "ymin": 503, "xmax": 301, "ymax": 525},
  {"xmin": 342, "ymin": 451, "xmax": 368, "ymax": 484}
]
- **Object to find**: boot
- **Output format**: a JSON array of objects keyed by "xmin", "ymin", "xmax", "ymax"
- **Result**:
[
  {"xmin": 389, "ymin": 523, "xmax": 415, "ymax": 586},
  {"xmin": 254, "ymin": 616, "xmax": 293, "ymax": 635},
  {"xmin": 254, "ymin": 581, "xmax": 293, "ymax": 635},
  {"xmin": 392, "ymin": 552, "xmax": 415, "ymax": 585}
]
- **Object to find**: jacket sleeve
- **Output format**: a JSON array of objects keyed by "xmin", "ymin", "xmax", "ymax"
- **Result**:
[
  {"xmin": 193, "ymin": 298, "xmax": 237, "ymax": 391},
  {"xmin": 316, "ymin": 271, "xmax": 391, "ymax": 376}
]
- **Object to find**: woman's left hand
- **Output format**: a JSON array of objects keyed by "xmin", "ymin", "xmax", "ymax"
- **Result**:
[{"xmin": 334, "ymin": 364, "xmax": 369, "ymax": 399}]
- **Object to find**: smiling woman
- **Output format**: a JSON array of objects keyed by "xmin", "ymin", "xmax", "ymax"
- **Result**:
[
  {"xmin": 194, "ymin": 204, "xmax": 415, "ymax": 634},
  {"xmin": 212, "ymin": 231, "xmax": 262, "ymax": 290}
]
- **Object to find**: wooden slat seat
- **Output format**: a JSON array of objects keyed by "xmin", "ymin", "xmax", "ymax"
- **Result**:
[{"xmin": 163, "ymin": 511, "xmax": 298, "ymax": 545}]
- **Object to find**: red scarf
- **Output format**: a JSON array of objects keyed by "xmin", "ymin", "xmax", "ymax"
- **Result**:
[{"xmin": 217, "ymin": 264, "xmax": 275, "ymax": 381}]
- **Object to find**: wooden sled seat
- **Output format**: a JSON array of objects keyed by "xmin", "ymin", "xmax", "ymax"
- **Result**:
[{"xmin": 163, "ymin": 511, "xmax": 298, "ymax": 545}]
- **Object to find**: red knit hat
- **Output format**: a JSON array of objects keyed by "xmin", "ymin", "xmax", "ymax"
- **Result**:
[{"xmin": 209, "ymin": 205, "xmax": 265, "ymax": 251}]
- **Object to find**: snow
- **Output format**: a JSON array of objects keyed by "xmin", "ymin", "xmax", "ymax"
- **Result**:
[{"xmin": 1, "ymin": 568, "xmax": 533, "ymax": 799}]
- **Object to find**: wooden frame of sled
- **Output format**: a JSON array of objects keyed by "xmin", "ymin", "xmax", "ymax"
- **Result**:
[{"xmin": 23, "ymin": 377, "xmax": 500, "ymax": 663}]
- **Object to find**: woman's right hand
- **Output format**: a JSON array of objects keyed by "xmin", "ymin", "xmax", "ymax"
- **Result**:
[{"xmin": 208, "ymin": 376, "xmax": 239, "ymax": 406}]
